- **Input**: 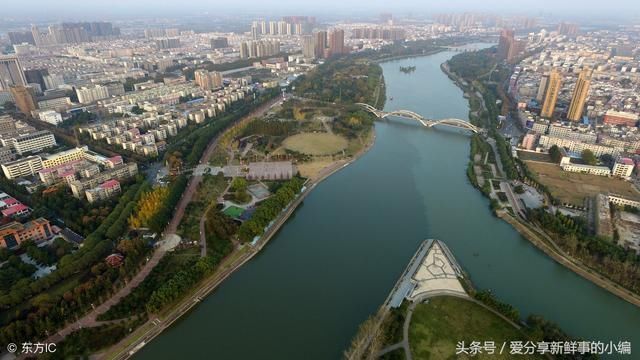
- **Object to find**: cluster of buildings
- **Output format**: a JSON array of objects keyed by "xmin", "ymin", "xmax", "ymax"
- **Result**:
[
  {"xmin": 0, "ymin": 114, "xmax": 57, "ymax": 162},
  {"xmin": 511, "ymin": 27, "xmax": 640, "ymax": 180},
  {"xmin": 239, "ymin": 40, "xmax": 281, "ymax": 59},
  {"xmin": 8, "ymin": 22, "xmax": 120, "ymax": 47},
  {"xmin": 0, "ymin": 191, "xmax": 56, "ymax": 250},
  {"xmin": 250, "ymin": 17, "xmax": 316, "ymax": 38},
  {"xmin": 300, "ymin": 29, "xmax": 347, "ymax": 60},
  {"xmin": 79, "ymin": 112, "xmax": 184, "ymax": 157}
]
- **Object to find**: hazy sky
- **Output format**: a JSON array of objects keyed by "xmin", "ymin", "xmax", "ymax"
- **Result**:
[{"xmin": 3, "ymin": 0, "xmax": 640, "ymax": 19}]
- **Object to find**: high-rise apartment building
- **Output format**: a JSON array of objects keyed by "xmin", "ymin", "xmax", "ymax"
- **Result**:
[
  {"xmin": 328, "ymin": 29, "xmax": 346, "ymax": 57},
  {"xmin": 536, "ymin": 73, "xmax": 549, "ymax": 102},
  {"xmin": 498, "ymin": 29, "xmax": 514, "ymax": 60},
  {"xmin": 567, "ymin": 68, "xmax": 592, "ymax": 121},
  {"xmin": 541, "ymin": 69, "xmax": 562, "ymax": 119},
  {"xmin": 315, "ymin": 31, "xmax": 327, "ymax": 59},
  {"xmin": 0, "ymin": 56, "xmax": 27, "ymax": 91},
  {"xmin": 9, "ymin": 85, "xmax": 37, "ymax": 116},
  {"xmin": 302, "ymin": 35, "xmax": 316, "ymax": 59}
]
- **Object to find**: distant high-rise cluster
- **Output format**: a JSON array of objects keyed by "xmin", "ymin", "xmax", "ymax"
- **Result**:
[
  {"xmin": 155, "ymin": 38, "xmax": 181, "ymax": 50},
  {"xmin": 300, "ymin": 29, "xmax": 347, "ymax": 60},
  {"xmin": 351, "ymin": 27, "xmax": 406, "ymax": 41},
  {"xmin": 29, "ymin": 22, "xmax": 119, "ymax": 46},
  {"xmin": 557, "ymin": 22, "xmax": 580, "ymax": 37},
  {"xmin": 194, "ymin": 70, "xmax": 223, "ymax": 91},
  {"xmin": 144, "ymin": 28, "xmax": 180, "ymax": 38},
  {"xmin": 211, "ymin": 37, "xmax": 229, "ymax": 49},
  {"xmin": 498, "ymin": 29, "xmax": 527, "ymax": 64},
  {"xmin": 250, "ymin": 16, "xmax": 315, "ymax": 37},
  {"xmin": 239, "ymin": 40, "xmax": 281, "ymax": 59}
]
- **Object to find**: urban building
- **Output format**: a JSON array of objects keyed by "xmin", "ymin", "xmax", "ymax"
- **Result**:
[
  {"xmin": 541, "ymin": 69, "xmax": 562, "ymax": 119},
  {"xmin": 211, "ymin": 37, "xmax": 228, "ymax": 49},
  {"xmin": 328, "ymin": 29, "xmax": 346, "ymax": 57},
  {"xmin": 603, "ymin": 110, "xmax": 638, "ymax": 127},
  {"xmin": 1, "ymin": 155, "xmax": 43, "ymax": 179},
  {"xmin": 612, "ymin": 158, "xmax": 635, "ymax": 178},
  {"xmin": 567, "ymin": 68, "xmax": 592, "ymax": 121},
  {"xmin": 9, "ymin": 85, "xmax": 38, "ymax": 116},
  {"xmin": 0, "ymin": 55, "xmax": 27, "ymax": 91},
  {"xmin": 85, "ymin": 179, "xmax": 121, "ymax": 203},
  {"xmin": 1, "ymin": 130, "xmax": 56, "ymax": 155},
  {"xmin": 315, "ymin": 31, "xmax": 327, "ymax": 59},
  {"xmin": 155, "ymin": 38, "xmax": 181, "ymax": 49},
  {"xmin": 194, "ymin": 70, "xmax": 223, "ymax": 91},
  {"xmin": 38, "ymin": 110, "xmax": 63, "ymax": 125},
  {"xmin": 0, "ymin": 218, "xmax": 53, "ymax": 249},
  {"xmin": 561, "ymin": 163, "xmax": 611, "ymax": 176},
  {"xmin": 302, "ymin": 35, "xmax": 315, "ymax": 59}
]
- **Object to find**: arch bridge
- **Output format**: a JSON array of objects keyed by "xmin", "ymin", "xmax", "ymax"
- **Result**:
[{"xmin": 356, "ymin": 103, "xmax": 480, "ymax": 134}]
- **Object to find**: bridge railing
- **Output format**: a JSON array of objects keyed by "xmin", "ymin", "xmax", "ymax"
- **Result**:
[{"xmin": 356, "ymin": 103, "xmax": 479, "ymax": 134}]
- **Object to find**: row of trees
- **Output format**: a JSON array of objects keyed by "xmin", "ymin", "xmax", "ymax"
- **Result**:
[
  {"xmin": 294, "ymin": 58, "xmax": 383, "ymax": 105},
  {"xmin": 128, "ymin": 187, "xmax": 170, "ymax": 229},
  {"xmin": 237, "ymin": 177, "xmax": 305, "ymax": 243},
  {"xmin": 529, "ymin": 208, "xmax": 640, "ymax": 294},
  {"xmin": 473, "ymin": 290, "xmax": 520, "ymax": 323},
  {"xmin": 241, "ymin": 118, "xmax": 297, "ymax": 137},
  {"xmin": 145, "ymin": 255, "xmax": 220, "ymax": 313},
  {"xmin": 0, "ymin": 181, "xmax": 150, "ymax": 345}
]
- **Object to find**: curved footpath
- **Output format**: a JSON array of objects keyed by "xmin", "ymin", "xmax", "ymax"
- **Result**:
[
  {"xmin": 378, "ymin": 293, "xmax": 524, "ymax": 360},
  {"xmin": 28, "ymin": 96, "xmax": 283, "ymax": 360},
  {"xmin": 102, "ymin": 120, "xmax": 378, "ymax": 359}
]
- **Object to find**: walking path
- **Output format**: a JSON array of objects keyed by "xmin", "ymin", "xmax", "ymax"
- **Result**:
[
  {"xmin": 34, "ymin": 96, "xmax": 284, "ymax": 357},
  {"xmin": 106, "ymin": 111, "xmax": 378, "ymax": 360}
]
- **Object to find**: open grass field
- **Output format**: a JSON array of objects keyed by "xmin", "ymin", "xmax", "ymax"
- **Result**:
[
  {"xmin": 297, "ymin": 159, "xmax": 334, "ymax": 179},
  {"xmin": 282, "ymin": 132, "xmax": 348, "ymax": 155},
  {"xmin": 409, "ymin": 297, "xmax": 535, "ymax": 360},
  {"xmin": 525, "ymin": 161, "xmax": 640, "ymax": 206}
]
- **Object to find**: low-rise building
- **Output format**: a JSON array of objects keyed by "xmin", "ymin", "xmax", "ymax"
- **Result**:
[
  {"xmin": 247, "ymin": 161, "xmax": 295, "ymax": 180},
  {"xmin": 1, "ymin": 155, "xmax": 43, "ymax": 179},
  {"xmin": 0, "ymin": 218, "xmax": 53, "ymax": 248},
  {"xmin": 38, "ymin": 110, "xmax": 63, "ymax": 125},
  {"xmin": 612, "ymin": 158, "xmax": 634, "ymax": 178},
  {"xmin": 561, "ymin": 163, "xmax": 611, "ymax": 176},
  {"xmin": 85, "ymin": 179, "xmax": 121, "ymax": 203}
]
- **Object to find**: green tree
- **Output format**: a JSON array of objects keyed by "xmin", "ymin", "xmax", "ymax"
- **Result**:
[
  {"xmin": 581, "ymin": 149, "xmax": 597, "ymax": 165},
  {"xmin": 549, "ymin": 145, "xmax": 562, "ymax": 164}
]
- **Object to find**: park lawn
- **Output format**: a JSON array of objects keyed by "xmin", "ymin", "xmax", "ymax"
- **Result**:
[
  {"xmin": 297, "ymin": 159, "xmax": 334, "ymax": 179},
  {"xmin": 409, "ymin": 297, "xmax": 538, "ymax": 360},
  {"xmin": 525, "ymin": 161, "xmax": 640, "ymax": 206},
  {"xmin": 223, "ymin": 206, "xmax": 244, "ymax": 218},
  {"xmin": 283, "ymin": 132, "xmax": 348, "ymax": 155}
]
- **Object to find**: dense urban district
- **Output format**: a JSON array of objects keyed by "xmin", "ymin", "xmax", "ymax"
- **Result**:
[{"xmin": 0, "ymin": 9, "xmax": 639, "ymax": 360}]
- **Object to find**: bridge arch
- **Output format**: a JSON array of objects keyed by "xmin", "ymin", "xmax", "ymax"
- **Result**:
[{"xmin": 356, "ymin": 103, "xmax": 479, "ymax": 134}]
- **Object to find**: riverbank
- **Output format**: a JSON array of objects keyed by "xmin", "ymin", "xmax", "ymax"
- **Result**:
[
  {"xmin": 101, "ymin": 105, "xmax": 379, "ymax": 360},
  {"xmin": 444, "ymin": 49, "xmax": 640, "ymax": 309},
  {"xmin": 498, "ymin": 211, "xmax": 640, "ymax": 307}
]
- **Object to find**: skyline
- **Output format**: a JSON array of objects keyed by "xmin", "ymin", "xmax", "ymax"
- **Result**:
[{"xmin": 2, "ymin": 0, "xmax": 640, "ymax": 20}]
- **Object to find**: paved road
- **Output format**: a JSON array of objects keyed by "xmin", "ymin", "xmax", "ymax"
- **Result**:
[
  {"xmin": 35, "ymin": 96, "xmax": 284, "ymax": 356},
  {"xmin": 109, "ymin": 104, "xmax": 377, "ymax": 360}
]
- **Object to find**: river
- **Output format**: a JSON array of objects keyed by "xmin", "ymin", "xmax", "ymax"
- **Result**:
[{"xmin": 137, "ymin": 44, "xmax": 640, "ymax": 359}]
